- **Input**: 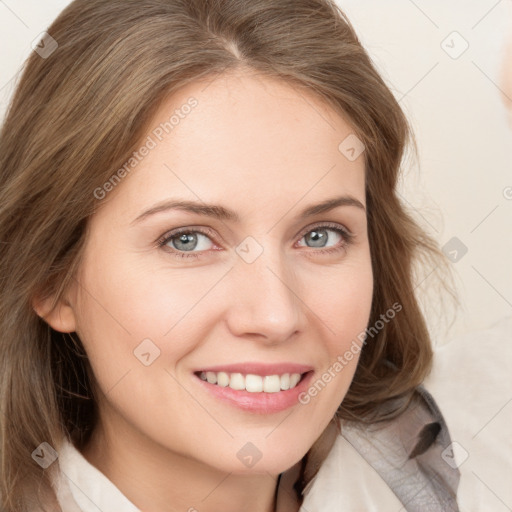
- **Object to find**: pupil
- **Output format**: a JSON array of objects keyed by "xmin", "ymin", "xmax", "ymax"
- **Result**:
[
  {"xmin": 176, "ymin": 233, "xmax": 196, "ymax": 251},
  {"xmin": 308, "ymin": 229, "xmax": 326, "ymax": 247}
]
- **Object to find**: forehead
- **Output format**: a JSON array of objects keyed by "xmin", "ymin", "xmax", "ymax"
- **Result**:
[{"xmin": 98, "ymin": 68, "xmax": 366, "ymax": 222}]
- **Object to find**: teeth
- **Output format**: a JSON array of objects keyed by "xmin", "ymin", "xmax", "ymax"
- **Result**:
[
  {"xmin": 229, "ymin": 372, "xmax": 245, "ymax": 390},
  {"xmin": 263, "ymin": 375, "xmax": 281, "ymax": 393},
  {"xmin": 198, "ymin": 371, "xmax": 304, "ymax": 392},
  {"xmin": 217, "ymin": 372, "xmax": 229, "ymax": 387},
  {"xmin": 246, "ymin": 374, "xmax": 263, "ymax": 392},
  {"xmin": 290, "ymin": 373, "xmax": 301, "ymax": 388}
]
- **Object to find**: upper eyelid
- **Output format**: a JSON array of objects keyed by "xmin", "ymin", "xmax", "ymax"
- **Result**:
[{"xmin": 297, "ymin": 221, "xmax": 353, "ymax": 235}]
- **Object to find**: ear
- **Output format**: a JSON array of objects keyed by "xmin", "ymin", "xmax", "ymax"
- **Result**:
[{"xmin": 32, "ymin": 292, "xmax": 77, "ymax": 333}]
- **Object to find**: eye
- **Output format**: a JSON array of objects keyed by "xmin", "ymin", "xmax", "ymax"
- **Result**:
[
  {"xmin": 296, "ymin": 222, "xmax": 353, "ymax": 256},
  {"xmin": 157, "ymin": 227, "xmax": 217, "ymax": 259},
  {"xmin": 157, "ymin": 223, "xmax": 353, "ymax": 260}
]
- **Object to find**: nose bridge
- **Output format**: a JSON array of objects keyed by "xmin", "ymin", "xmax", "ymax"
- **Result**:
[{"xmin": 227, "ymin": 238, "xmax": 302, "ymax": 342}]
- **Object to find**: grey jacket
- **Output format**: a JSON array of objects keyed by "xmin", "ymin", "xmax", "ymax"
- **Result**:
[{"xmin": 340, "ymin": 385, "xmax": 460, "ymax": 511}]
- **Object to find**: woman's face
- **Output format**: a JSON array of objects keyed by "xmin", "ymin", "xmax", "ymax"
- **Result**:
[{"xmin": 63, "ymin": 68, "xmax": 373, "ymax": 475}]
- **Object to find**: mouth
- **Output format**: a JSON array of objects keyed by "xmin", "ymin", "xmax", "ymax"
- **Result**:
[{"xmin": 192, "ymin": 364, "xmax": 314, "ymax": 414}]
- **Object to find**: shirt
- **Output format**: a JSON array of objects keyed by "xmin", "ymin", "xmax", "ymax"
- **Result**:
[
  {"xmin": 51, "ymin": 429, "xmax": 406, "ymax": 512},
  {"xmin": 50, "ymin": 384, "xmax": 459, "ymax": 511}
]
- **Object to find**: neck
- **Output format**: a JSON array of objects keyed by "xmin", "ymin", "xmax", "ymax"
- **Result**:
[{"xmin": 80, "ymin": 417, "xmax": 301, "ymax": 512}]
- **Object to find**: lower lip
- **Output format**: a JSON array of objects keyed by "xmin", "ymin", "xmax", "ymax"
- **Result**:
[{"xmin": 194, "ymin": 372, "xmax": 314, "ymax": 414}]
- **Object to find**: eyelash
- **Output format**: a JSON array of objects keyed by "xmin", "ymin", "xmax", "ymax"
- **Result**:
[{"xmin": 156, "ymin": 222, "xmax": 354, "ymax": 260}]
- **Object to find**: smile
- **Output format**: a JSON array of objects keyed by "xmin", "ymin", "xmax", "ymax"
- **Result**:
[
  {"xmin": 193, "ymin": 363, "xmax": 315, "ymax": 414},
  {"xmin": 197, "ymin": 371, "xmax": 303, "ymax": 393}
]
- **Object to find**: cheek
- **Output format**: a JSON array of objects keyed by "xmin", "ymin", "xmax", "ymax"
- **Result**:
[
  {"xmin": 74, "ymin": 248, "xmax": 221, "ymax": 354},
  {"xmin": 307, "ymin": 254, "xmax": 374, "ymax": 349},
  {"xmin": 293, "ymin": 252, "xmax": 373, "ymax": 407}
]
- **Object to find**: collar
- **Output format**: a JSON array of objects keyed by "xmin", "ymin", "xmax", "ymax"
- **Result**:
[
  {"xmin": 52, "ymin": 440, "xmax": 140, "ymax": 512},
  {"xmin": 51, "ymin": 386, "xmax": 459, "ymax": 511},
  {"xmin": 301, "ymin": 385, "xmax": 460, "ymax": 511}
]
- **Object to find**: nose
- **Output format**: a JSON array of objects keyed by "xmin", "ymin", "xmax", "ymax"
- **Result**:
[{"xmin": 224, "ymin": 245, "xmax": 304, "ymax": 346}]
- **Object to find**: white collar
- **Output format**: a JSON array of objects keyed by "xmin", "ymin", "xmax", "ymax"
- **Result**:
[
  {"xmin": 53, "ymin": 439, "xmax": 140, "ymax": 512},
  {"xmin": 52, "ymin": 435, "xmax": 401, "ymax": 511}
]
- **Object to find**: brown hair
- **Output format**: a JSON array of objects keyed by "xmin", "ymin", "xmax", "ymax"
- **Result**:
[{"xmin": 0, "ymin": 0, "xmax": 456, "ymax": 509}]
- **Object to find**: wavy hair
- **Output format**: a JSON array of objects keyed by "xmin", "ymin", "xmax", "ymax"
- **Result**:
[{"xmin": 0, "ymin": 0, "xmax": 456, "ymax": 509}]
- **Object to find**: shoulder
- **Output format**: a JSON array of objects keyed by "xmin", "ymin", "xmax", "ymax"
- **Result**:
[
  {"xmin": 342, "ymin": 386, "xmax": 460, "ymax": 511},
  {"xmin": 302, "ymin": 386, "xmax": 460, "ymax": 511}
]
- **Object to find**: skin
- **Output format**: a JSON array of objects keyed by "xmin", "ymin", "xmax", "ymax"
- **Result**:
[{"xmin": 36, "ymin": 67, "xmax": 373, "ymax": 512}]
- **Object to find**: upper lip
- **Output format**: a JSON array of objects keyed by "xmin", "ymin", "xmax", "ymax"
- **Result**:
[{"xmin": 195, "ymin": 362, "xmax": 314, "ymax": 376}]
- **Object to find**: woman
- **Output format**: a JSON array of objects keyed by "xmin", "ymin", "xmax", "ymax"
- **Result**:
[{"xmin": 0, "ymin": 0, "xmax": 459, "ymax": 510}]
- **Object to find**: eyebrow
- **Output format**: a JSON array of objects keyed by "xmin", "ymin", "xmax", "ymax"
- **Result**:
[{"xmin": 130, "ymin": 195, "xmax": 366, "ymax": 225}]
